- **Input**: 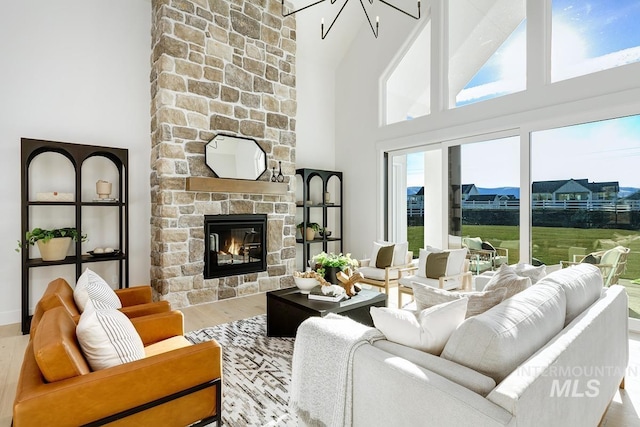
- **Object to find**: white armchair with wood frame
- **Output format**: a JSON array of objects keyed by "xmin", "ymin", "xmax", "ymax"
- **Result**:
[
  {"xmin": 357, "ymin": 241, "xmax": 413, "ymax": 295},
  {"xmin": 462, "ymin": 236, "xmax": 509, "ymax": 274},
  {"xmin": 561, "ymin": 245, "xmax": 630, "ymax": 287},
  {"xmin": 397, "ymin": 247, "xmax": 472, "ymax": 308}
]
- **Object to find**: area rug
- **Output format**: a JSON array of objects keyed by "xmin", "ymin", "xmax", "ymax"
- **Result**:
[{"xmin": 185, "ymin": 315, "xmax": 298, "ymax": 427}]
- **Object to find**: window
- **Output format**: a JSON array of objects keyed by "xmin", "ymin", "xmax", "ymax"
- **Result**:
[
  {"xmin": 449, "ymin": 0, "xmax": 526, "ymax": 107},
  {"xmin": 384, "ymin": 22, "xmax": 431, "ymax": 125},
  {"xmin": 531, "ymin": 116, "xmax": 640, "ymax": 318},
  {"xmin": 551, "ymin": 0, "xmax": 640, "ymax": 82},
  {"xmin": 449, "ymin": 137, "xmax": 520, "ymax": 272}
]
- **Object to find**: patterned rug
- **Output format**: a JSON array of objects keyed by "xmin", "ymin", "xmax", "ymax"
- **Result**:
[{"xmin": 185, "ymin": 315, "xmax": 298, "ymax": 427}]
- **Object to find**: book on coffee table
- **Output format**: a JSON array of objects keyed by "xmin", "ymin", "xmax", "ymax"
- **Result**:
[{"xmin": 307, "ymin": 286, "xmax": 345, "ymax": 302}]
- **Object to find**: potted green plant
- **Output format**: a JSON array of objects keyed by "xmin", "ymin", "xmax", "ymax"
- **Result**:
[
  {"xmin": 311, "ymin": 252, "xmax": 359, "ymax": 284},
  {"xmin": 297, "ymin": 222, "xmax": 321, "ymax": 241},
  {"xmin": 17, "ymin": 227, "xmax": 87, "ymax": 261}
]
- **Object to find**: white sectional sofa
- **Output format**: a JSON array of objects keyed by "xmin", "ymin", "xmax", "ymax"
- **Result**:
[{"xmin": 297, "ymin": 264, "xmax": 629, "ymax": 426}]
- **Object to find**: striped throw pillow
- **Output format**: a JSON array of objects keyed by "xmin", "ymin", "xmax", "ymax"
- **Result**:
[
  {"xmin": 76, "ymin": 309, "xmax": 145, "ymax": 371},
  {"xmin": 74, "ymin": 268, "xmax": 122, "ymax": 312}
]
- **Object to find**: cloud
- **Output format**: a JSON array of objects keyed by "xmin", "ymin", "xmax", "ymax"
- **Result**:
[{"xmin": 553, "ymin": 45, "xmax": 640, "ymax": 81}]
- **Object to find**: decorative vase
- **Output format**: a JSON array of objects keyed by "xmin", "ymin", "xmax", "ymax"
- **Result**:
[
  {"xmin": 36, "ymin": 237, "xmax": 72, "ymax": 261},
  {"xmin": 96, "ymin": 180, "xmax": 112, "ymax": 199},
  {"xmin": 323, "ymin": 266, "xmax": 342, "ymax": 285},
  {"xmin": 305, "ymin": 227, "xmax": 316, "ymax": 241}
]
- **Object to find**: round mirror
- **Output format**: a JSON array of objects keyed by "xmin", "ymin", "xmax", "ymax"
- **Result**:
[{"xmin": 205, "ymin": 134, "xmax": 267, "ymax": 180}]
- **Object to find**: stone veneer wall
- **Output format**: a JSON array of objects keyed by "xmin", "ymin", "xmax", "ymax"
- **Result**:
[{"xmin": 149, "ymin": 0, "xmax": 297, "ymax": 308}]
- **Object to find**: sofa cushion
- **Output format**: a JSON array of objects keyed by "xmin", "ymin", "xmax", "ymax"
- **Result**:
[
  {"xmin": 370, "ymin": 298, "xmax": 468, "ymax": 355},
  {"xmin": 412, "ymin": 284, "xmax": 508, "ymax": 318},
  {"xmin": 358, "ymin": 266, "xmax": 401, "ymax": 280},
  {"xmin": 483, "ymin": 264, "xmax": 532, "ymax": 299},
  {"xmin": 76, "ymin": 309, "xmax": 145, "ymax": 371},
  {"xmin": 74, "ymin": 268, "xmax": 122, "ymax": 312},
  {"xmin": 33, "ymin": 307, "xmax": 90, "ymax": 382},
  {"xmin": 144, "ymin": 336, "xmax": 193, "ymax": 358},
  {"xmin": 537, "ymin": 263, "xmax": 603, "ymax": 326},
  {"xmin": 373, "ymin": 340, "xmax": 497, "ymax": 396},
  {"xmin": 441, "ymin": 282, "xmax": 567, "ymax": 383}
]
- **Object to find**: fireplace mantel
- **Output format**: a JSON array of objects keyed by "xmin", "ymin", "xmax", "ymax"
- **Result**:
[{"xmin": 186, "ymin": 177, "xmax": 289, "ymax": 195}]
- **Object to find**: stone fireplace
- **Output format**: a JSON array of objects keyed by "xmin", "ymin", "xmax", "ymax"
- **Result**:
[{"xmin": 149, "ymin": 0, "xmax": 297, "ymax": 308}]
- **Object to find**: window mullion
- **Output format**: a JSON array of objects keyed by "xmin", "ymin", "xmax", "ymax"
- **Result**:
[
  {"xmin": 527, "ymin": 0, "xmax": 551, "ymax": 89},
  {"xmin": 431, "ymin": 0, "xmax": 447, "ymax": 113}
]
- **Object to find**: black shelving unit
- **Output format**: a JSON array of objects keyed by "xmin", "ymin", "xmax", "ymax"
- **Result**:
[
  {"xmin": 20, "ymin": 138, "xmax": 129, "ymax": 334},
  {"xmin": 296, "ymin": 168, "xmax": 343, "ymax": 270}
]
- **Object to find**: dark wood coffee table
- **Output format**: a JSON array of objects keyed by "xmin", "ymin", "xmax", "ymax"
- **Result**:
[{"xmin": 266, "ymin": 287, "xmax": 387, "ymax": 337}]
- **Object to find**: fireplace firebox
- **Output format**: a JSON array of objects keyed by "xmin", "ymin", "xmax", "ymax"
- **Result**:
[{"xmin": 204, "ymin": 214, "xmax": 267, "ymax": 279}]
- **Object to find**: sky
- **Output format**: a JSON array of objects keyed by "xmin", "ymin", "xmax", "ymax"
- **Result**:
[
  {"xmin": 407, "ymin": 0, "xmax": 640, "ymax": 190},
  {"xmin": 457, "ymin": 0, "xmax": 640, "ymax": 105},
  {"xmin": 408, "ymin": 116, "xmax": 640, "ymax": 189}
]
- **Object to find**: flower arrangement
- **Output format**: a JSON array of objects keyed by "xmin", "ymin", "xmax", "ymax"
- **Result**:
[{"xmin": 311, "ymin": 252, "xmax": 358, "ymax": 276}]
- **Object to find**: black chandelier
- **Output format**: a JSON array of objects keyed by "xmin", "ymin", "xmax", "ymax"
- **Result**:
[{"xmin": 281, "ymin": 0, "xmax": 421, "ymax": 39}]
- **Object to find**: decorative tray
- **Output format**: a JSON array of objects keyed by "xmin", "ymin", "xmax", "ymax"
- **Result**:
[{"xmin": 87, "ymin": 249, "xmax": 120, "ymax": 258}]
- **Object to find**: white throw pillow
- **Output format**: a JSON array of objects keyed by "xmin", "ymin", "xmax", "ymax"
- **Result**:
[
  {"xmin": 372, "ymin": 240, "xmax": 409, "ymax": 267},
  {"xmin": 513, "ymin": 263, "xmax": 547, "ymax": 284},
  {"xmin": 76, "ymin": 309, "xmax": 145, "ymax": 371},
  {"xmin": 412, "ymin": 284, "xmax": 508, "ymax": 318},
  {"xmin": 370, "ymin": 242, "xmax": 391, "ymax": 267},
  {"xmin": 391, "ymin": 241, "xmax": 409, "ymax": 266},
  {"xmin": 484, "ymin": 264, "xmax": 532, "ymax": 299},
  {"xmin": 445, "ymin": 248, "xmax": 468, "ymax": 276},
  {"xmin": 417, "ymin": 247, "xmax": 443, "ymax": 277},
  {"xmin": 370, "ymin": 299, "xmax": 468, "ymax": 355},
  {"xmin": 74, "ymin": 268, "xmax": 122, "ymax": 312}
]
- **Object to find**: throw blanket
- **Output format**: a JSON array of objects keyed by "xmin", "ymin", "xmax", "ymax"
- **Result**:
[{"xmin": 289, "ymin": 313, "xmax": 384, "ymax": 427}]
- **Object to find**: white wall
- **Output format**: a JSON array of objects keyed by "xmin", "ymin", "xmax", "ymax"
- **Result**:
[
  {"xmin": 334, "ymin": 13, "xmax": 418, "ymax": 258},
  {"xmin": 295, "ymin": 13, "xmax": 338, "ymax": 172},
  {"xmin": 0, "ymin": 0, "xmax": 152, "ymax": 325}
]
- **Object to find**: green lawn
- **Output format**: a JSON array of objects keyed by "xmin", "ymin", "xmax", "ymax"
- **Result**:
[{"xmin": 408, "ymin": 224, "xmax": 640, "ymax": 318}]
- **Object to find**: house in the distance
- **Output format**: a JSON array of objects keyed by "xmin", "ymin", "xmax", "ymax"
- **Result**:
[
  {"xmin": 532, "ymin": 179, "xmax": 619, "ymax": 202},
  {"xmin": 462, "ymin": 184, "xmax": 479, "ymax": 200}
]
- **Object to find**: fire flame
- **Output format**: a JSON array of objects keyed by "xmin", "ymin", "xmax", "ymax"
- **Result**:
[{"xmin": 225, "ymin": 238, "xmax": 240, "ymax": 255}]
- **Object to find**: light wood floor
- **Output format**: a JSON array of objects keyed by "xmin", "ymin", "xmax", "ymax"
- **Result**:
[{"xmin": 0, "ymin": 292, "xmax": 638, "ymax": 426}]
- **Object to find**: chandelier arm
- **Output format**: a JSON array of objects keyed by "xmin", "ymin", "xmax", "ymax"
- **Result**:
[
  {"xmin": 281, "ymin": 0, "xmax": 328, "ymax": 17},
  {"xmin": 321, "ymin": 0, "xmax": 351, "ymax": 39},
  {"xmin": 377, "ymin": 0, "xmax": 421, "ymax": 20},
  {"xmin": 358, "ymin": 0, "xmax": 379, "ymax": 38}
]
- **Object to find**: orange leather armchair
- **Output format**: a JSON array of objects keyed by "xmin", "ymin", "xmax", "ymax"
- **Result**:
[
  {"xmin": 30, "ymin": 278, "xmax": 171, "ymax": 336},
  {"xmin": 13, "ymin": 307, "xmax": 222, "ymax": 427}
]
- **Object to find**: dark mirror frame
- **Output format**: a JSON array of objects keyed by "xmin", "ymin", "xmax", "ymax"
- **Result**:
[{"xmin": 205, "ymin": 133, "xmax": 267, "ymax": 181}]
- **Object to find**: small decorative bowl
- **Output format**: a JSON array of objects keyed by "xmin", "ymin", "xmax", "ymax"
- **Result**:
[{"xmin": 294, "ymin": 277, "xmax": 319, "ymax": 294}]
